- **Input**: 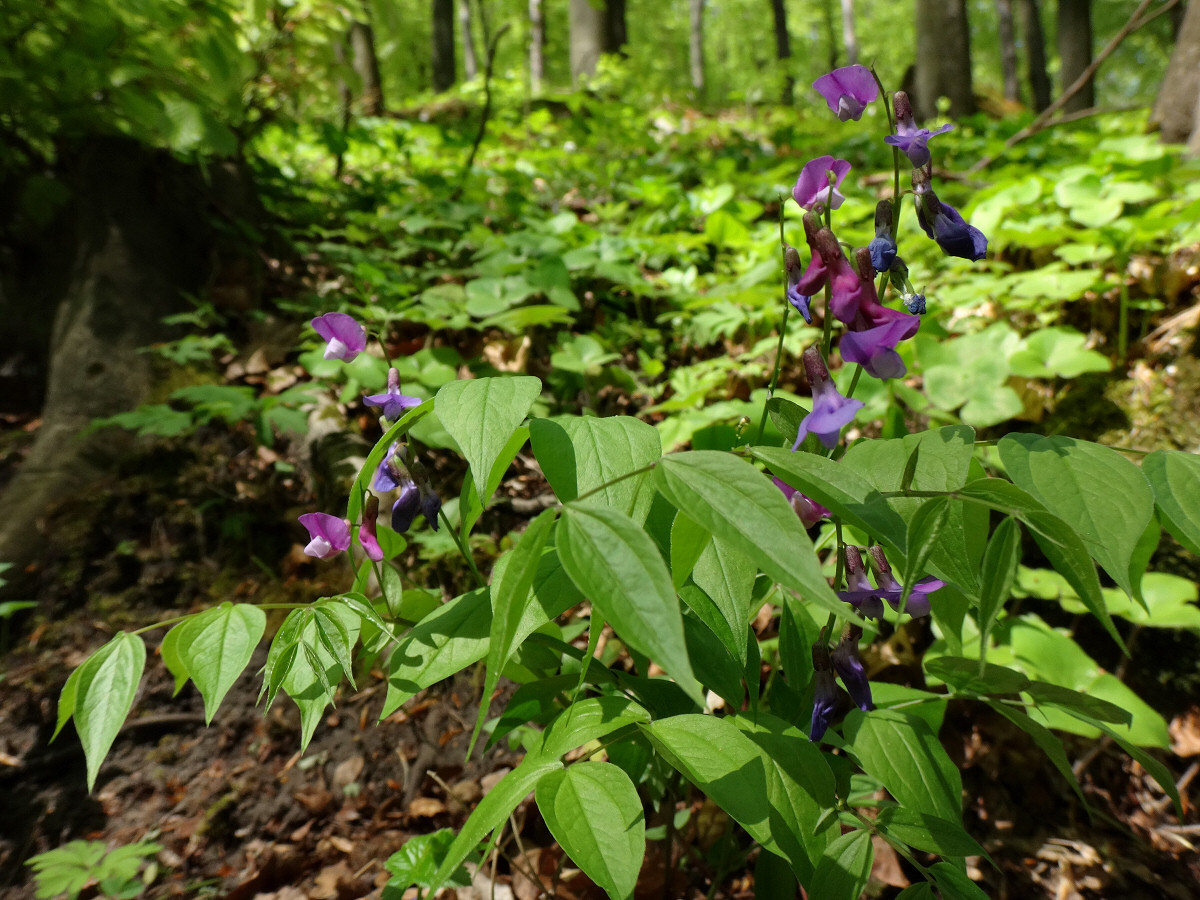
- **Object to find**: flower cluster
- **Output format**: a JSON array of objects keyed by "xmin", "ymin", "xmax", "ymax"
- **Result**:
[
  {"xmin": 298, "ymin": 313, "xmax": 439, "ymax": 563},
  {"xmin": 810, "ymin": 624, "xmax": 873, "ymax": 741},
  {"xmin": 837, "ymin": 545, "xmax": 944, "ymax": 619}
]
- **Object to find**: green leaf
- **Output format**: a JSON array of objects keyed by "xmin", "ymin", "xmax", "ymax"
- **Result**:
[
  {"xmin": 1143, "ymin": 450, "xmax": 1200, "ymax": 556},
  {"xmin": 383, "ymin": 829, "xmax": 472, "ymax": 892},
  {"xmin": 461, "ymin": 425, "xmax": 530, "ymax": 536},
  {"xmin": 985, "ymin": 700, "xmax": 1087, "ymax": 808},
  {"xmin": 177, "ymin": 603, "xmax": 265, "ymax": 724},
  {"xmin": 670, "ymin": 512, "xmax": 711, "ymax": 590},
  {"xmin": 470, "ymin": 509, "xmax": 558, "ymax": 755},
  {"xmin": 999, "ymin": 435, "xmax": 1154, "ymax": 600},
  {"xmin": 655, "ymin": 452, "xmax": 847, "ymax": 621},
  {"xmin": 535, "ymin": 762, "xmax": 644, "ymax": 900},
  {"xmin": 1024, "ymin": 681, "xmax": 1131, "ymax": 726},
  {"xmin": 690, "ymin": 535, "xmax": 756, "ymax": 665},
  {"xmin": 53, "ymin": 665, "xmax": 83, "ymax": 742},
  {"xmin": 280, "ymin": 604, "xmax": 360, "ymax": 752},
  {"xmin": 877, "ymin": 808, "xmax": 986, "ymax": 858},
  {"xmin": 930, "ymin": 861, "xmax": 991, "ymax": 900},
  {"xmin": 842, "ymin": 709, "xmax": 962, "ymax": 822},
  {"xmin": 536, "ymin": 695, "xmax": 651, "ymax": 759},
  {"xmin": 806, "ymin": 829, "xmax": 872, "ymax": 900},
  {"xmin": 73, "ymin": 633, "xmax": 146, "ymax": 790},
  {"xmin": 529, "ymin": 416, "xmax": 661, "ymax": 523},
  {"xmin": 1008, "ymin": 328, "xmax": 1110, "ymax": 378},
  {"xmin": 159, "ymin": 623, "xmax": 190, "ymax": 696},
  {"xmin": 346, "ymin": 401, "xmax": 434, "ymax": 524},
  {"xmin": 925, "ymin": 657, "xmax": 1030, "ymax": 695},
  {"xmin": 428, "ymin": 756, "xmax": 563, "ymax": 893},
  {"xmin": 977, "ymin": 516, "xmax": 1021, "ymax": 659},
  {"xmin": 900, "ymin": 497, "xmax": 952, "ymax": 611},
  {"xmin": 558, "ymin": 503, "xmax": 700, "ymax": 702},
  {"xmin": 766, "ymin": 397, "xmax": 806, "ymax": 446},
  {"xmin": 436, "ymin": 376, "xmax": 541, "ymax": 507},
  {"xmin": 312, "ymin": 603, "xmax": 356, "ymax": 689}
]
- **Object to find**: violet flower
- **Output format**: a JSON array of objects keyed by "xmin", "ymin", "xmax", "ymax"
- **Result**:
[
  {"xmin": 391, "ymin": 481, "xmax": 422, "ymax": 533},
  {"xmin": 867, "ymin": 199, "xmax": 898, "ymax": 273},
  {"xmin": 812, "ymin": 65, "xmax": 879, "ymax": 122},
  {"xmin": 365, "ymin": 368, "xmax": 421, "ymax": 421},
  {"xmin": 835, "ymin": 248, "xmax": 920, "ymax": 380},
  {"xmin": 830, "ymin": 624, "xmax": 873, "ymax": 712},
  {"xmin": 311, "ymin": 312, "xmax": 367, "ymax": 362},
  {"xmin": 869, "ymin": 545, "xmax": 943, "ymax": 616},
  {"xmin": 358, "ymin": 495, "xmax": 385, "ymax": 562},
  {"xmin": 784, "ymin": 245, "xmax": 813, "ymax": 324},
  {"xmin": 915, "ymin": 186, "xmax": 988, "ymax": 262},
  {"xmin": 884, "ymin": 91, "xmax": 953, "ymax": 169},
  {"xmin": 772, "ymin": 477, "xmax": 830, "ymax": 528},
  {"xmin": 810, "ymin": 645, "xmax": 840, "ymax": 742},
  {"xmin": 793, "ymin": 156, "xmax": 852, "ymax": 212},
  {"xmin": 792, "ymin": 214, "xmax": 873, "ymax": 325},
  {"xmin": 299, "ymin": 512, "xmax": 351, "ymax": 559},
  {"xmin": 837, "ymin": 545, "xmax": 885, "ymax": 619},
  {"xmin": 888, "ymin": 259, "xmax": 929, "ymax": 315},
  {"xmin": 794, "ymin": 346, "xmax": 864, "ymax": 451},
  {"xmin": 375, "ymin": 443, "xmax": 441, "ymax": 533}
]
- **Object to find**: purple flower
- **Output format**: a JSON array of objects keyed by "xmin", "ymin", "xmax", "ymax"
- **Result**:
[
  {"xmin": 837, "ymin": 545, "xmax": 886, "ymax": 619},
  {"xmin": 793, "ymin": 156, "xmax": 852, "ymax": 212},
  {"xmin": 373, "ymin": 444, "xmax": 404, "ymax": 493},
  {"xmin": 810, "ymin": 645, "xmax": 840, "ymax": 742},
  {"xmin": 391, "ymin": 481, "xmax": 422, "ymax": 533},
  {"xmin": 813, "ymin": 65, "xmax": 879, "ymax": 122},
  {"xmin": 916, "ymin": 188, "xmax": 988, "ymax": 261},
  {"xmin": 772, "ymin": 477, "xmax": 830, "ymax": 528},
  {"xmin": 311, "ymin": 312, "xmax": 367, "ymax": 362},
  {"xmin": 784, "ymin": 245, "xmax": 813, "ymax": 324},
  {"xmin": 868, "ymin": 199, "xmax": 898, "ymax": 273},
  {"xmin": 869, "ymin": 545, "xmax": 943, "ymax": 616},
  {"xmin": 840, "ymin": 319, "xmax": 913, "ymax": 380},
  {"xmin": 794, "ymin": 346, "xmax": 864, "ymax": 451},
  {"xmin": 830, "ymin": 625, "xmax": 873, "ymax": 712},
  {"xmin": 376, "ymin": 444, "xmax": 441, "ymax": 533},
  {"xmin": 365, "ymin": 368, "xmax": 422, "ymax": 421},
  {"xmin": 792, "ymin": 215, "xmax": 873, "ymax": 325},
  {"xmin": 884, "ymin": 90, "xmax": 953, "ymax": 169},
  {"xmin": 359, "ymin": 495, "xmax": 385, "ymax": 562},
  {"xmin": 299, "ymin": 512, "xmax": 351, "ymax": 559}
]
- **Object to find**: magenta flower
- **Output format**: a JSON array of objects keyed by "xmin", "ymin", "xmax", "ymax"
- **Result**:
[
  {"xmin": 812, "ymin": 65, "xmax": 879, "ymax": 122},
  {"xmin": 794, "ymin": 346, "xmax": 864, "ymax": 450},
  {"xmin": 830, "ymin": 625, "xmax": 873, "ymax": 712},
  {"xmin": 299, "ymin": 513, "xmax": 351, "ymax": 559},
  {"xmin": 365, "ymin": 368, "xmax": 422, "ymax": 420},
  {"xmin": 793, "ymin": 156, "xmax": 852, "ymax": 212},
  {"xmin": 359, "ymin": 495, "xmax": 385, "ymax": 562},
  {"xmin": 784, "ymin": 245, "xmax": 813, "ymax": 324},
  {"xmin": 810, "ymin": 646, "xmax": 840, "ymax": 742},
  {"xmin": 311, "ymin": 312, "xmax": 367, "ymax": 362},
  {"xmin": 791, "ymin": 215, "xmax": 873, "ymax": 325},
  {"xmin": 772, "ymin": 477, "xmax": 830, "ymax": 528},
  {"xmin": 869, "ymin": 545, "xmax": 943, "ymax": 616},
  {"xmin": 839, "ymin": 248, "xmax": 920, "ymax": 380},
  {"xmin": 837, "ymin": 545, "xmax": 886, "ymax": 619},
  {"xmin": 884, "ymin": 91, "xmax": 952, "ymax": 169}
]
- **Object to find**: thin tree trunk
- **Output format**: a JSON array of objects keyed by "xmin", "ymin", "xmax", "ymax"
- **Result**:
[
  {"xmin": 823, "ymin": 0, "xmax": 839, "ymax": 71},
  {"xmin": 569, "ymin": 0, "xmax": 605, "ymax": 83},
  {"xmin": 840, "ymin": 0, "xmax": 858, "ymax": 66},
  {"xmin": 460, "ymin": 0, "xmax": 478, "ymax": 80},
  {"xmin": 769, "ymin": 0, "xmax": 794, "ymax": 105},
  {"xmin": 1057, "ymin": 0, "xmax": 1094, "ymax": 112},
  {"xmin": 529, "ymin": 0, "xmax": 544, "ymax": 93},
  {"xmin": 914, "ymin": 0, "xmax": 974, "ymax": 119},
  {"xmin": 605, "ymin": 0, "xmax": 628, "ymax": 54},
  {"xmin": 1022, "ymin": 0, "xmax": 1052, "ymax": 112},
  {"xmin": 689, "ymin": 0, "xmax": 706, "ymax": 99},
  {"xmin": 349, "ymin": 18, "xmax": 385, "ymax": 115},
  {"xmin": 431, "ymin": 0, "xmax": 456, "ymax": 93},
  {"xmin": 996, "ymin": 0, "xmax": 1022, "ymax": 102},
  {"xmin": 1154, "ymin": 0, "xmax": 1200, "ymax": 143}
]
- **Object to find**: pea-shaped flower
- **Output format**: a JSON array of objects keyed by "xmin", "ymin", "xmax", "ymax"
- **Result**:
[
  {"xmin": 812, "ymin": 65, "xmax": 879, "ymax": 122},
  {"xmin": 299, "ymin": 513, "xmax": 351, "ymax": 559},
  {"xmin": 311, "ymin": 312, "xmax": 367, "ymax": 362}
]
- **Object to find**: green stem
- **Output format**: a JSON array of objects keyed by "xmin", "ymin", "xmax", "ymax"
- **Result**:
[
  {"xmin": 755, "ymin": 199, "xmax": 795, "ymax": 446},
  {"xmin": 441, "ymin": 508, "xmax": 486, "ymax": 588},
  {"xmin": 574, "ymin": 461, "xmax": 659, "ymax": 503},
  {"xmin": 1118, "ymin": 280, "xmax": 1129, "ymax": 364}
]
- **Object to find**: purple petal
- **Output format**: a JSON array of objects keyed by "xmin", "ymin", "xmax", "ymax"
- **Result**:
[
  {"xmin": 793, "ymin": 156, "xmax": 852, "ymax": 212},
  {"xmin": 812, "ymin": 65, "xmax": 879, "ymax": 121},
  {"xmin": 358, "ymin": 520, "xmax": 384, "ymax": 561},
  {"xmin": 311, "ymin": 312, "xmax": 367, "ymax": 362},
  {"xmin": 299, "ymin": 512, "xmax": 351, "ymax": 559}
]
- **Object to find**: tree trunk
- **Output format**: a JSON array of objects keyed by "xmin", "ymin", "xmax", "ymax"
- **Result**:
[
  {"xmin": 1022, "ymin": 0, "xmax": 1052, "ymax": 112},
  {"xmin": 1153, "ymin": 0, "xmax": 1200, "ymax": 144},
  {"xmin": 914, "ymin": 0, "xmax": 974, "ymax": 119},
  {"xmin": 605, "ymin": 0, "xmax": 628, "ymax": 54},
  {"xmin": 459, "ymin": 0, "xmax": 478, "ymax": 80},
  {"xmin": 529, "ymin": 0, "xmax": 544, "ymax": 93},
  {"xmin": 689, "ymin": 0, "xmax": 706, "ymax": 99},
  {"xmin": 431, "ymin": 0, "xmax": 456, "ymax": 93},
  {"xmin": 840, "ymin": 0, "xmax": 858, "ymax": 66},
  {"xmin": 769, "ymin": 0, "xmax": 794, "ymax": 105},
  {"xmin": 996, "ymin": 0, "xmax": 1022, "ymax": 103},
  {"xmin": 823, "ymin": 0, "xmax": 839, "ymax": 71},
  {"xmin": 1056, "ymin": 0, "xmax": 1093, "ymax": 112},
  {"xmin": 349, "ymin": 19, "xmax": 385, "ymax": 115},
  {"xmin": 569, "ymin": 0, "xmax": 605, "ymax": 83}
]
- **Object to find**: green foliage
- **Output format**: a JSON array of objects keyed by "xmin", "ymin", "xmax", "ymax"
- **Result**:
[{"xmin": 26, "ymin": 839, "xmax": 162, "ymax": 900}]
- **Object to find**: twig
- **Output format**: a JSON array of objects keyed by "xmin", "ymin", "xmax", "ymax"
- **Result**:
[
  {"xmin": 456, "ymin": 21, "xmax": 513, "ymax": 194},
  {"xmin": 970, "ymin": 0, "xmax": 1178, "ymax": 173}
]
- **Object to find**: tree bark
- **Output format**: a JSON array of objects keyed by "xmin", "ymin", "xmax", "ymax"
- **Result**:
[
  {"xmin": 996, "ymin": 0, "xmax": 1022, "ymax": 103},
  {"xmin": 349, "ymin": 18, "xmax": 385, "ymax": 115},
  {"xmin": 914, "ymin": 0, "xmax": 974, "ymax": 119},
  {"xmin": 689, "ymin": 0, "xmax": 706, "ymax": 98},
  {"xmin": 431, "ymin": 0, "xmax": 456, "ymax": 93},
  {"xmin": 569, "ymin": 0, "xmax": 605, "ymax": 83},
  {"xmin": 1056, "ymin": 0, "xmax": 1094, "ymax": 112},
  {"xmin": 605, "ymin": 0, "xmax": 628, "ymax": 55},
  {"xmin": 1022, "ymin": 0, "xmax": 1052, "ymax": 112},
  {"xmin": 823, "ymin": 0, "xmax": 839, "ymax": 71},
  {"xmin": 1153, "ymin": 0, "xmax": 1200, "ymax": 144},
  {"xmin": 840, "ymin": 0, "xmax": 858, "ymax": 66},
  {"xmin": 529, "ymin": 0, "xmax": 544, "ymax": 93},
  {"xmin": 459, "ymin": 0, "xmax": 478, "ymax": 80},
  {"xmin": 769, "ymin": 0, "xmax": 794, "ymax": 105}
]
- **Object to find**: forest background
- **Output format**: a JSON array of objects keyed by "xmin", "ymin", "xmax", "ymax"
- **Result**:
[{"xmin": 4, "ymin": 1, "xmax": 1200, "ymax": 899}]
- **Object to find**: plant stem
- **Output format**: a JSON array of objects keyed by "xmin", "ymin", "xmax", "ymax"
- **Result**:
[
  {"xmin": 441, "ymin": 508, "xmax": 486, "ymax": 588},
  {"xmin": 754, "ymin": 198, "xmax": 795, "ymax": 446}
]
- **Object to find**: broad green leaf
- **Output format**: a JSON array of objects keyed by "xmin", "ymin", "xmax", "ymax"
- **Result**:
[
  {"xmin": 529, "ymin": 415, "xmax": 661, "ymax": 523},
  {"xmin": 428, "ymin": 756, "xmax": 563, "ymax": 893},
  {"xmin": 73, "ymin": 632, "xmax": 146, "ymax": 790},
  {"xmin": 1072, "ymin": 713, "xmax": 1182, "ymax": 816},
  {"xmin": 178, "ymin": 602, "xmax": 266, "ymax": 723},
  {"xmin": 159, "ymin": 623, "xmax": 189, "ymax": 696},
  {"xmin": 535, "ymin": 762, "xmax": 644, "ymax": 900},
  {"xmin": 436, "ymin": 376, "xmax": 541, "ymax": 507},
  {"xmin": 384, "ymin": 829, "xmax": 472, "ymax": 892},
  {"xmin": 678, "ymin": 584, "xmax": 742, "ymax": 674},
  {"xmin": 901, "ymin": 497, "xmax": 952, "ymax": 611},
  {"xmin": 925, "ymin": 656, "xmax": 1029, "ymax": 695},
  {"xmin": 1024, "ymin": 681, "xmax": 1131, "ymax": 725},
  {"xmin": 985, "ymin": 700, "xmax": 1087, "ymax": 808},
  {"xmin": 558, "ymin": 503, "xmax": 699, "ymax": 702},
  {"xmin": 53, "ymin": 664, "xmax": 83, "ymax": 742},
  {"xmin": 877, "ymin": 808, "xmax": 986, "ymax": 858},
  {"xmin": 977, "ymin": 516, "xmax": 1021, "ymax": 659},
  {"xmin": 470, "ymin": 509, "xmax": 558, "ymax": 755},
  {"xmin": 765, "ymin": 396, "xmax": 806, "ymax": 446},
  {"xmin": 281, "ymin": 603, "xmax": 360, "ymax": 751},
  {"xmin": 655, "ymin": 452, "xmax": 847, "ymax": 621},
  {"xmin": 1143, "ymin": 450, "xmax": 1200, "ymax": 556},
  {"xmin": 842, "ymin": 709, "xmax": 962, "ymax": 822},
  {"xmin": 750, "ymin": 446, "xmax": 907, "ymax": 552},
  {"xmin": 806, "ymin": 829, "xmax": 872, "ymax": 900},
  {"xmin": 999, "ymin": 435, "xmax": 1154, "ymax": 600},
  {"xmin": 930, "ymin": 862, "xmax": 991, "ymax": 900},
  {"xmin": 754, "ymin": 851, "xmax": 800, "ymax": 900},
  {"xmin": 690, "ymin": 535, "xmax": 756, "ymax": 665},
  {"xmin": 895, "ymin": 885, "xmax": 937, "ymax": 900},
  {"xmin": 312, "ymin": 603, "xmax": 356, "ymax": 689},
  {"xmin": 536, "ymin": 695, "xmax": 651, "ymax": 759},
  {"xmin": 682, "ymin": 615, "xmax": 744, "ymax": 708},
  {"xmin": 460, "ymin": 425, "xmax": 530, "ymax": 536},
  {"xmin": 670, "ymin": 512, "xmax": 711, "ymax": 590}
]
